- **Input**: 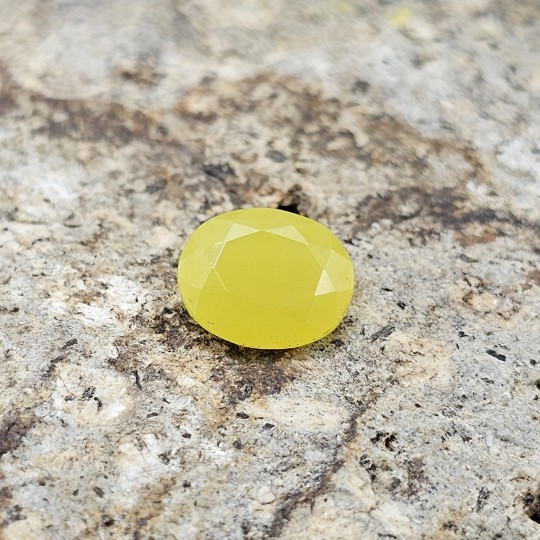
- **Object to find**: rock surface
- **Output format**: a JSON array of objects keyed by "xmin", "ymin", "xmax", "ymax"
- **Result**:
[{"xmin": 0, "ymin": 1, "xmax": 539, "ymax": 538}]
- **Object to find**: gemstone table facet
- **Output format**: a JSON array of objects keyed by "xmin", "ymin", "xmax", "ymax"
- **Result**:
[{"xmin": 177, "ymin": 208, "xmax": 355, "ymax": 349}]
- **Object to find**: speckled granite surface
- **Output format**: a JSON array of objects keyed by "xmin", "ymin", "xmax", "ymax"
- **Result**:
[{"xmin": 1, "ymin": 1, "xmax": 539, "ymax": 539}]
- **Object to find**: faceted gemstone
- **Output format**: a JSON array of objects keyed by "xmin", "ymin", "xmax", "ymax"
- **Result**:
[{"xmin": 177, "ymin": 208, "xmax": 355, "ymax": 349}]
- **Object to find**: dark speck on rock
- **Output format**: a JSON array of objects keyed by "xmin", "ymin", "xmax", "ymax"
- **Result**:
[
  {"xmin": 352, "ymin": 79, "xmax": 370, "ymax": 93},
  {"xmin": 370, "ymin": 325, "xmax": 395, "ymax": 342},
  {"xmin": 202, "ymin": 163, "xmax": 236, "ymax": 181},
  {"xmin": 486, "ymin": 349, "xmax": 507, "ymax": 362},
  {"xmin": 62, "ymin": 338, "xmax": 78, "ymax": 349},
  {"xmin": 460, "ymin": 253, "xmax": 479, "ymax": 263},
  {"xmin": 265, "ymin": 149, "xmax": 287, "ymax": 162}
]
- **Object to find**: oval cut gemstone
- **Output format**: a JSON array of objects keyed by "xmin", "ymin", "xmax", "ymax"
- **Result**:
[{"xmin": 177, "ymin": 208, "xmax": 354, "ymax": 349}]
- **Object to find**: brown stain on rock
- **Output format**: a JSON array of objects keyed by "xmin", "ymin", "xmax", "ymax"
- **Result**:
[
  {"xmin": 6, "ymin": 65, "xmax": 531, "ymax": 247},
  {"xmin": 0, "ymin": 415, "xmax": 38, "ymax": 458},
  {"xmin": 524, "ymin": 269, "xmax": 540, "ymax": 290},
  {"xmin": 77, "ymin": 477, "xmax": 176, "ymax": 539},
  {"xmin": 177, "ymin": 75, "xmax": 487, "ymax": 178},
  {"xmin": 33, "ymin": 97, "xmax": 161, "ymax": 143},
  {"xmin": 210, "ymin": 348, "xmax": 297, "ymax": 405},
  {"xmin": 175, "ymin": 74, "xmax": 525, "ymax": 243},
  {"xmin": 148, "ymin": 303, "xmax": 216, "ymax": 351},
  {"xmin": 176, "ymin": 74, "xmax": 538, "ymax": 245},
  {"xmin": 0, "ymin": 68, "xmax": 15, "ymax": 115},
  {"xmin": 123, "ymin": 477, "xmax": 176, "ymax": 539},
  {"xmin": 111, "ymin": 302, "xmax": 302, "ymax": 405},
  {"xmin": 116, "ymin": 57, "xmax": 162, "ymax": 88},
  {"xmin": 355, "ymin": 186, "xmax": 539, "ymax": 246},
  {"xmin": 356, "ymin": 187, "xmax": 463, "ymax": 231},
  {"xmin": 458, "ymin": 274, "xmax": 522, "ymax": 322},
  {"xmin": 0, "ymin": 484, "xmax": 14, "ymax": 525}
]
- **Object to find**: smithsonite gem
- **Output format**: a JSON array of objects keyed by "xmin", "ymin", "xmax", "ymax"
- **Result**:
[{"xmin": 177, "ymin": 208, "xmax": 354, "ymax": 349}]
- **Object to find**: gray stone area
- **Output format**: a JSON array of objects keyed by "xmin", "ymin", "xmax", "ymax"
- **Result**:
[{"xmin": 0, "ymin": 0, "xmax": 539, "ymax": 538}]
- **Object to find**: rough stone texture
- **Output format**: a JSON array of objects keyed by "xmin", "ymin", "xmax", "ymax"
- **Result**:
[{"xmin": 0, "ymin": 1, "xmax": 539, "ymax": 539}]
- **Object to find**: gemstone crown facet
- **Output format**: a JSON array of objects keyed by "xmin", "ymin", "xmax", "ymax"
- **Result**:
[{"xmin": 177, "ymin": 208, "xmax": 354, "ymax": 349}]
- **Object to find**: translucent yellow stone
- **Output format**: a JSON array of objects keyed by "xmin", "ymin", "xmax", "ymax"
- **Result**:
[{"xmin": 177, "ymin": 208, "xmax": 354, "ymax": 349}]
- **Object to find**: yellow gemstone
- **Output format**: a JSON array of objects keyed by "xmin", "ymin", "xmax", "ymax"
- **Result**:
[{"xmin": 177, "ymin": 208, "xmax": 354, "ymax": 349}]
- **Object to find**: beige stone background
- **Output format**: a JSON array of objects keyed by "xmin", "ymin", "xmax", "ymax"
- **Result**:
[{"xmin": 1, "ymin": 0, "xmax": 540, "ymax": 538}]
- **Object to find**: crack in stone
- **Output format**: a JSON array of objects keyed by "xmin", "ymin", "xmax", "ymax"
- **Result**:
[{"xmin": 265, "ymin": 390, "xmax": 379, "ymax": 538}]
